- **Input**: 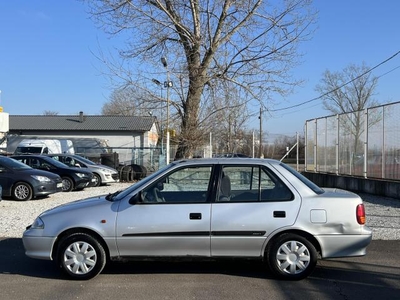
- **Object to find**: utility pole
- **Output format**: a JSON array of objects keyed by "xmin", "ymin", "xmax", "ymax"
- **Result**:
[{"xmin": 259, "ymin": 107, "xmax": 263, "ymax": 158}]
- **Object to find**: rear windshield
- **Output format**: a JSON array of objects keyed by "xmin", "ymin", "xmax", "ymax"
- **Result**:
[{"xmin": 280, "ymin": 163, "xmax": 324, "ymax": 195}]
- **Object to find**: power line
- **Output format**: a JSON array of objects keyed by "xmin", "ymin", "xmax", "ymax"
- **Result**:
[{"xmin": 269, "ymin": 50, "xmax": 400, "ymax": 112}]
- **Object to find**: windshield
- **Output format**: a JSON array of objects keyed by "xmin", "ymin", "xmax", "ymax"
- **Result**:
[
  {"xmin": 73, "ymin": 155, "xmax": 96, "ymax": 165},
  {"xmin": 0, "ymin": 157, "xmax": 32, "ymax": 170},
  {"xmin": 14, "ymin": 146, "xmax": 42, "ymax": 155},
  {"xmin": 41, "ymin": 156, "xmax": 69, "ymax": 168}
]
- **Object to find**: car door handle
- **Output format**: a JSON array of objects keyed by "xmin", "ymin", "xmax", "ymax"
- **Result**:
[
  {"xmin": 273, "ymin": 211, "xmax": 286, "ymax": 218},
  {"xmin": 190, "ymin": 213, "xmax": 202, "ymax": 220}
]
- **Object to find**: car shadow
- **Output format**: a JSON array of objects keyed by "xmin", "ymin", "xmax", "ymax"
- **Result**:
[
  {"xmin": 1, "ymin": 237, "xmax": 400, "ymax": 294},
  {"xmin": 0, "ymin": 237, "xmax": 64, "ymax": 279},
  {"xmin": 0, "ymin": 237, "xmax": 273, "ymax": 280}
]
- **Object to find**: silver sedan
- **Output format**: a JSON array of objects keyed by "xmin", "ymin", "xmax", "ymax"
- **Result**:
[{"xmin": 22, "ymin": 158, "xmax": 372, "ymax": 280}]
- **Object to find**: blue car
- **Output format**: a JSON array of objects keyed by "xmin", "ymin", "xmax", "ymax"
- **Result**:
[
  {"xmin": 12, "ymin": 155, "xmax": 95, "ymax": 192},
  {"xmin": 0, "ymin": 156, "xmax": 63, "ymax": 201}
]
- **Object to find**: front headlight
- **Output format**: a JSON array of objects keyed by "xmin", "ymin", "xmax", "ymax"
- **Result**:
[
  {"xmin": 31, "ymin": 175, "xmax": 51, "ymax": 182},
  {"xmin": 31, "ymin": 217, "xmax": 45, "ymax": 229},
  {"xmin": 76, "ymin": 173, "xmax": 87, "ymax": 178}
]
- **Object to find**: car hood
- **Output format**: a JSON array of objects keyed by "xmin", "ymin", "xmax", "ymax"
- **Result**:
[
  {"xmin": 40, "ymin": 194, "xmax": 111, "ymax": 217},
  {"xmin": 19, "ymin": 168, "xmax": 61, "ymax": 180},
  {"xmin": 90, "ymin": 164, "xmax": 117, "ymax": 173}
]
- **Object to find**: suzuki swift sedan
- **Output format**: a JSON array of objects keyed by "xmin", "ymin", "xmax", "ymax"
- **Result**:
[{"xmin": 22, "ymin": 158, "xmax": 372, "ymax": 280}]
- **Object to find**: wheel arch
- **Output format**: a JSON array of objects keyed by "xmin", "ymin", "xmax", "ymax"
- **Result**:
[
  {"xmin": 263, "ymin": 229, "xmax": 322, "ymax": 259},
  {"xmin": 52, "ymin": 227, "xmax": 110, "ymax": 261}
]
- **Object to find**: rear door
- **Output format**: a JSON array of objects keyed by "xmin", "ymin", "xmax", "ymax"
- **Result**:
[
  {"xmin": 116, "ymin": 165, "xmax": 215, "ymax": 257},
  {"xmin": 210, "ymin": 164, "xmax": 301, "ymax": 257}
]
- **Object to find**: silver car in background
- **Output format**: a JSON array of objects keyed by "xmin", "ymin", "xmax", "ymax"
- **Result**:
[
  {"xmin": 46, "ymin": 154, "xmax": 119, "ymax": 187},
  {"xmin": 22, "ymin": 158, "xmax": 372, "ymax": 280}
]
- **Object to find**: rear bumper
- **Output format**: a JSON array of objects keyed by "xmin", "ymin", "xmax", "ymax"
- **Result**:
[{"xmin": 317, "ymin": 226, "xmax": 373, "ymax": 258}]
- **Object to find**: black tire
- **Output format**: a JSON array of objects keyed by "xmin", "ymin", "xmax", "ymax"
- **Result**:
[
  {"xmin": 93, "ymin": 173, "xmax": 101, "ymax": 187},
  {"xmin": 61, "ymin": 177, "xmax": 74, "ymax": 192},
  {"xmin": 58, "ymin": 232, "xmax": 106, "ymax": 280},
  {"xmin": 266, "ymin": 233, "xmax": 317, "ymax": 280},
  {"xmin": 12, "ymin": 182, "xmax": 33, "ymax": 201}
]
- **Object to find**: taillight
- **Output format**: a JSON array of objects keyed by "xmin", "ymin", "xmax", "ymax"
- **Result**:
[{"xmin": 356, "ymin": 204, "xmax": 366, "ymax": 225}]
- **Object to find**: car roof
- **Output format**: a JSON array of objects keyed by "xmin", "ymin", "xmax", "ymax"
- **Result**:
[{"xmin": 171, "ymin": 157, "xmax": 280, "ymax": 166}]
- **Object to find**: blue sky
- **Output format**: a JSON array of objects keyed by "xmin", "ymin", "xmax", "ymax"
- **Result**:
[{"xmin": 1, "ymin": 1, "xmax": 400, "ymax": 137}]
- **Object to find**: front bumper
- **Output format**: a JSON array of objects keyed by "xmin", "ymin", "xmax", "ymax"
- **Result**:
[
  {"xmin": 33, "ymin": 182, "xmax": 63, "ymax": 196},
  {"xmin": 22, "ymin": 233, "xmax": 56, "ymax": 260}
]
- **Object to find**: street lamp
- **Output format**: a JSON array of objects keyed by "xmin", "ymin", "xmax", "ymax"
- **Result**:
[
  {"xmin": 161, "ymin": 57, "xmax": 173, "ymax": 164},
  {"xmin": 161, "ymin": 57, "xmax": 173, "ymax": 132},
  {"xmin": 152, "ymin": 78, "xmax": 163, "ymax": 154}
]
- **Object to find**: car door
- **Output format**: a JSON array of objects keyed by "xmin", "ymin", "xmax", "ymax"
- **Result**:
[
  {"xmin": 116, "ymin": 165, "xmax": 215, "ymax": 257},
  {"xmin": 210, "ymin": 164, "xmax": 301, "ymax": 257}
]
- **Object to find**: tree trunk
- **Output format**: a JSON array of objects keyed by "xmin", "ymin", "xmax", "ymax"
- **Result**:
[{"xmin": 175, "ymin": 69, "xmax": 205, "ymax": 159}]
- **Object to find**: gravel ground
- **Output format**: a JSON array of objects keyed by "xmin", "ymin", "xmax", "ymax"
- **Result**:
[{"xmin": 0, "ymin": 183, "xmax": 399, "ymax": 240}]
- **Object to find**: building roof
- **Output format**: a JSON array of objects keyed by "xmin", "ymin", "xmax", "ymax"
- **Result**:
[{"xmin": 9, "ymin": 113, "xmax": 157, "ymax": 132}]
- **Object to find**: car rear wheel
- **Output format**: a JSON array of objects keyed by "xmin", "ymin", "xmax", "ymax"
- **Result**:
[
  {"xmin": 266, "ymin": 233, "xmax": 317, "ymax": 280},
  {"xmin": 12, "ymin": 182, "xmax": 33, "ymax": 201},
  {"xmin": 58, "ymin": 233, "xmax": 106, "ymax": 280},
  {"xmin": 92, "ymin": 174, "xmax": 101, "ymax": 187},
  {"xmin": 61, "ymin": 177, "xmax": 74, "ymax": 192}
]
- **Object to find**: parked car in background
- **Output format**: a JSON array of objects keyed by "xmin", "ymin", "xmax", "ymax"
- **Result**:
[
  {"xmin": 12, "ymin": 155, "xmax": 94, "ymax": 192},
  {"xmin": 0, "ymin": 156, "xmax": 62, "ymax": 201},
  {"xmin": 45, "ymin": 154, "xmax": 119, "ymax": 187},
  {"xmin": 13, "ymin": 139, "xmax": 74, "ymax": 155},
  {"xmin": 22, "ymin": 158, "xmax": 372, "ymax": 280},
  {"xmin": 213, "ymin": 153, "xmax": 249, "ymax": 158}
]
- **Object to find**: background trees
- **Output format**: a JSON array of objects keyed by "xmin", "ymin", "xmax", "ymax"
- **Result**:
[
  {"xmin": 315, "ymin": 62, "xmax": 380, "ymax": 171},
  {"xmin": 85, "ymin": 0, "xmax": 317, "ymax": 159}
]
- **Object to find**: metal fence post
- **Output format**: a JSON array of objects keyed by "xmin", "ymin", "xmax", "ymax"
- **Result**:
[
  {"xmin": 364, "ymin": 109, "xmax": 368, "ymax": 178},
  {"xmin": 336, "ymin": 114, "xmax": 339, "ymax": 175}
]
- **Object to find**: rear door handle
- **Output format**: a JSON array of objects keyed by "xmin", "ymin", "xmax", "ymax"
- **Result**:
[{"xmin": 190, "ymin": 213, "xmax": 202, "ymax": 220}]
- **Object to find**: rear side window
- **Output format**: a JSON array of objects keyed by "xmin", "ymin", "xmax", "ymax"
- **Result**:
[{"xmin": 217, "ymin": 165, "xmax": 293, "ymax": 202}]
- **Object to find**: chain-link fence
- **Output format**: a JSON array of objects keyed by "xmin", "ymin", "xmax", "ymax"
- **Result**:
[{"xmin": 305, "ymin": 101, "xmax": 400, "ymax": 180}]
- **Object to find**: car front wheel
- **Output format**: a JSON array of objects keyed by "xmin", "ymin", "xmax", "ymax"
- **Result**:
[
  {"xmin": 61, "ymin": 177, "xmax": 74, "ymax": 192},
  {"xmin": 58, "ymin": 233, "xmax": 106, "ymax": 280},
  {"xmin": 92, "ymin": 174, "xmax": 101, "ymax": 187},
  {"xmin": 12, "ymin": 182, "xmax": 33, "ymax": 201},
  {"xmin": 266, "ymin": 233, "xmax": 317, "ymax": 280}
]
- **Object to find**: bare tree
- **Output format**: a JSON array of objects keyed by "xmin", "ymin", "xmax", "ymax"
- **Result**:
[
  {"xmin": 316, "ymin": 62, "xmax": 379, "ymax": 115},
  {"xmin": 43, "ymin": 110, "xmax": 59, "ymax": 115},
  {"xmin": 102, "ymin": 87, "xmax": 158, "ymax": 116},
  {"xmin": 85, "ymin": 0, "xmax": 317, "ymax": 158},
  {"xmin": 207, "ymin": 82, "xmax": 250, "ymax": 154},
  {"xmin": 315, "ymin": 62, "xmax": 380, "ymax": 172}
]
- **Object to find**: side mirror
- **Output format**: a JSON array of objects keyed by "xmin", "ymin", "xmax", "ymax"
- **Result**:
[{"xmin": 129, "ymin": 192, "xmax": 143, "ymax": 205}]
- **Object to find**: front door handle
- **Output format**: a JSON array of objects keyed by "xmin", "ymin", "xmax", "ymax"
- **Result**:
[{"xmin": 190, "ymin": 213, "xmax": 202, "ymax": 220}]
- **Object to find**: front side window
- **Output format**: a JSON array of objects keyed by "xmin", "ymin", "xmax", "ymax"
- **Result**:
[
  {"xmin": 217, "ymin": 165, "xmax": 293, "ymax": 202},
  {"xmin": 142, "ymin": 166, "xmax": 213, "ymax": 204}
]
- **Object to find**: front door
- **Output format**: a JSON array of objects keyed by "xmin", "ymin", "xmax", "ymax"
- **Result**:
[{"xmin": 116, "ymin": 165, "xmax": 215, "ymax": 257}]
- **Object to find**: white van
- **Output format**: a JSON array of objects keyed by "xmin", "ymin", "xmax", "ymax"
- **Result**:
[{"xmin": 13, "ymin": 139, "xmax": 75, "ymax": 155}]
